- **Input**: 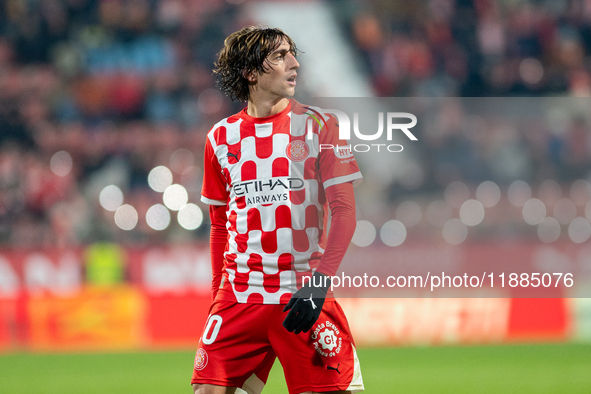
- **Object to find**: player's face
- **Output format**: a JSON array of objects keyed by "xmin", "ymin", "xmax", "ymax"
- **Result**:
[{"xmin": 252, "ymin": 39, "xmax": 300, "ymax": 99}]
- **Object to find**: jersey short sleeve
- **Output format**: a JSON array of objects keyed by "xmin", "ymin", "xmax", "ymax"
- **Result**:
[
  {"xmin": 201, "ymin": 133, "xmax": 228, "ymax": 206},
  {"xmin": 317, "ymin": 114, "xmax": 363, "ymax": 189}
]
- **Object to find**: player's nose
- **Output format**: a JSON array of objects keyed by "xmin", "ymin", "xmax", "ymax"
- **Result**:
[{"xmin": 288, "ymin": 52, "xmax": 299, "ymax": 69}]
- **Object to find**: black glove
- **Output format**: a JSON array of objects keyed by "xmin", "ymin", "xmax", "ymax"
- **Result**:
[{"xmin": 282, "ymin": 272, "xmax": 331, "ymax": 334}]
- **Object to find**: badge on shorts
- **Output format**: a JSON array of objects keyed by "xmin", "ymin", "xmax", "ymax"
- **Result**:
[
  {"xmin": 194, "ymin": 348, "xmax": 208, "ymax": 370},
  {"xmin": 286, "ymin": 140, "xmax": 309, "ymax": 162},
  {"xmin": 311, "ymin": 320, "xmax": 342, "ymax": 357}
]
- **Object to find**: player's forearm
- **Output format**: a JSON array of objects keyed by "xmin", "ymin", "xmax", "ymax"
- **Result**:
[
  {"xmin": 316, "ymin": 182, "xmax": 356, "ymax": 277},
  {"xmin": 209, "ymin": 205, "xmax": 228, "ymax": 300}
]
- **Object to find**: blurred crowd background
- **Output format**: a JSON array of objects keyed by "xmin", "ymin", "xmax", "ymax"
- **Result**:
[{"xmin": 2, "ymin": 0, "xmax": 591, "ymax": 248}]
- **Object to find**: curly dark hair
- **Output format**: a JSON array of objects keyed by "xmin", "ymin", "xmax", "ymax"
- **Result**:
[{"xmin": 213, "ymin": 26, "xmax": 299, "ymax": 102}]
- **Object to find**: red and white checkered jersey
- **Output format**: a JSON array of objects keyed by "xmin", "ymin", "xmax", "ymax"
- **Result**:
[{"xmin": 201, "ymin": 100, "xmax": 362, "ymax": 304}]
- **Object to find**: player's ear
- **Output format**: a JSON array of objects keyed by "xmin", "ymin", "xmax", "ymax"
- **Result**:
[{"xmin": 244, "ymin": 69, "xmax": 257, "ymax": 84}]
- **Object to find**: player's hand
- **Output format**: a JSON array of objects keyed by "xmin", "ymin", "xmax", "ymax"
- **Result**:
[{"xmin": 282, "ymin": 272, "xmax": 331, "ymax": 334}]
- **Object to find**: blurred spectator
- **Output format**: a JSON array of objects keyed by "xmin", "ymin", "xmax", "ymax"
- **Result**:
[{"xmin": 347, "ymin": 0, "xmax": 591, "ymax": 96}]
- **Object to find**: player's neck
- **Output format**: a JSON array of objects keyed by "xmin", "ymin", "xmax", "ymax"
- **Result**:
[{"xmin": 246, "ymin": 97, "xmax": 289, "ymax": 118}]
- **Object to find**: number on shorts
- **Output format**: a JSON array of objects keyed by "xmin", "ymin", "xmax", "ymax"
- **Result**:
[{"xmin": 202, "ymin": 314, "xmax": 223, "ymax": 345}]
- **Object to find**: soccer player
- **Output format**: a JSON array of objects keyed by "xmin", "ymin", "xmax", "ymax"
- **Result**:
[{"xmin": 192, "ymin": 26, "xmax": 364, "ymax": 394}]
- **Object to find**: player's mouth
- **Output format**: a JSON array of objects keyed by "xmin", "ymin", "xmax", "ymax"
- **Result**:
[{"xmin": 287, "ymin": 74, "xmax": 297, "ymax": 86}]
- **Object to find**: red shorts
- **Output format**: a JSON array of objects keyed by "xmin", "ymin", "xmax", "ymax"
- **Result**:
[{"xmin": 191, "ymin": 300, "xmax": 364, "ymax": 394}]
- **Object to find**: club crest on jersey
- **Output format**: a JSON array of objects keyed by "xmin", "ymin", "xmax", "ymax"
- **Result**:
[
  {"xmin": 286, "ymin": 140, "xmax": 309, "ymax": 162},
  {"xmin": 311, "ymin": 320, "xmax": 342, "ymax": 357},
  {"xmin": 194, "ymin": 348, "xmax": 208, "ymax": 370}
]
